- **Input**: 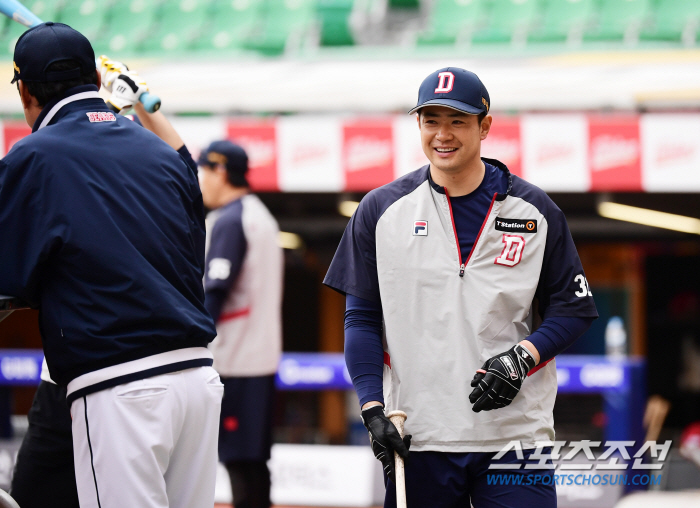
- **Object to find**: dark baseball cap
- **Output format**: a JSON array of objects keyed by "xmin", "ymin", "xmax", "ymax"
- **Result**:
[
  {"xmin": 198, "ymin": 140, "xmax": 249, "ymax": 179},
  {"xmin": 409, "ymin": 67, "xmax": 490, "ymax": 116},
  {"xmin": 12, "ymin": 22, "xmax": 95, "ymax": 84}
]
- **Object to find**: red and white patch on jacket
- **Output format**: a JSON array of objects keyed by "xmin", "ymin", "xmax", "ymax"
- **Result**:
[{"xmin": 86, "ymin": 112, "xmax": 116, "ymax": 123}]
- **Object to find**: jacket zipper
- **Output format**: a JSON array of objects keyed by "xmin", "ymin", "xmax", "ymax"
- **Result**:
[
  {"xmin": 444, "ymin": 188, "xmax": 499, "ymax": 277},
  {"xmin": 444, "ymin": 187, "xmax": 465, "ymax": 276}
]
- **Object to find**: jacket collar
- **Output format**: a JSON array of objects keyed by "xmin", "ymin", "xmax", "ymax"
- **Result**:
[
  {"xmin": 32, "ymin": 84, "xmax": 105, "ymax": 133},
  {"xmin": 482, "ymin": 157, "xmax": 513, "ymax": 201},
  {"xmin": 426, "ymin": 157, "xmax": 513, "ymax": 200}
]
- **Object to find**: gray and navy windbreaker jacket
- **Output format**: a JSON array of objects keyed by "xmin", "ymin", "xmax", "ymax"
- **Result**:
[
  {"xmin": 0, "ymin": 85, "xmax": 216, "ymax": 403},
  {"xmin": 204, "ymin": 194, "xmax": 283, "ymax": 377},
  {"xmin": 325, "ymin": 159, "xmax": 598, "ymax": 452}
]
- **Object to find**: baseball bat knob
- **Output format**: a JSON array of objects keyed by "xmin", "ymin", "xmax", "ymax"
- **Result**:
[
  {"xmin": 139, "ymin": 92, "xmax": 161, "ymax": 113},
  {"xmin": 387, "ymin": 410, "xmax": 408, "ymax": 435}
]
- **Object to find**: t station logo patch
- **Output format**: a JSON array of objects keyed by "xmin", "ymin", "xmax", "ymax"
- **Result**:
[
  {"xmin": 495, "ymin": 218, "xmax": 537, "ymax": 233},
  {"xmin": 413, "ymin": 220, "xmax": 428, "ymax": 236}
]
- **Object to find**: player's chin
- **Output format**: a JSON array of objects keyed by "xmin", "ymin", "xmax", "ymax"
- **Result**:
[{"xmin": 431, "ymin": 159, "xmax": 461, "ymax": 173}]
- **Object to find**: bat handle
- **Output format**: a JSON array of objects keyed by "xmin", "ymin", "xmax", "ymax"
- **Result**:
[
  {"xmin": 387, "ymin": 410, "xmax": 408, "ymax": 508},
  {"xmin": 139, "ymin": 92, "xmax": 161, "ymax": 113}
]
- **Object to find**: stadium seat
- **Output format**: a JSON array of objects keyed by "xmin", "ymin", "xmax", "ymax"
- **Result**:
[
  {"xmin": 640, "ymin": 0, "xmax": 700, "ymax": 44},
  {"xmin": 93, "ymin": 0, "xmax": 160, "ymax": 55},
  {"xmin": 583, "ymin": 0, "xmax": 654, "ymax": 43},
  {"xmin": 416, "ymin": 0, "xmax": 489, "ymax": 46},
  {"xmin": 194, "ymin": 0, "xmax": 263, "ymax": 51},
  {"xmin": 141, "ymin": 0, "xmax": 212, "ymax": 53},
  {"xmin": 317, "ymin": 0, "xmax": 354, "ymax": 46},
  {"xmin": 471, "ymin": 0, "xmax": 542, "ymax": 44},
  {"xmin": 0, "ymin": 0, "xmax": 61, "ymax": 58},
  {"xmin": 528, "ymin": 0, "xmax": 596, "ymax": 44},
  {"xmin": 57, "ymin": 0, "xmax": 110, "ymax": 43},
  {"xmin": 244, "ymin": 0, "xmax": 317, "ymax": 56},
  {"xmin": 389, "ymin": 0, "xmax": 419, "ymax": 7}
]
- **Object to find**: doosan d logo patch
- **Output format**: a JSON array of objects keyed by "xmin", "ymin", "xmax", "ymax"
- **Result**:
[
  {"xmin": 494, "ymin": 234, "xmax": 526, "ymax": 267},
  {"xmin": 434, "ymin": 72, "xmax": 455, "ymax": 93},
  {"xmin": 413, "ymin": 220, "xmax": 428, "ymax": 236}
]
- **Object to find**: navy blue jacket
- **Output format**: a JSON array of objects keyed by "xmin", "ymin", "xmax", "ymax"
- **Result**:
[{"xmin": 0, "ymin": 85, "xmax": 216, "ymax": 387}]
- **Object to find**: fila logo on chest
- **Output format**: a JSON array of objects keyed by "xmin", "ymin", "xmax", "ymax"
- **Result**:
[{"xmin": 413, "ymin": 220, "xmax": 428, "ymax": 236}]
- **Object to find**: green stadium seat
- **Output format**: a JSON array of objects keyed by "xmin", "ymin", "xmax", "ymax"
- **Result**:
[
  {"xmin": 57, "ymin": 0, "xmax": 110, "ymax": 43},
  {"xmin": 317, "ymin": 0, "xmax": 354, "ymax": 46},
  {"xmin": 417, "ymin": 0, "xmax": 489, "ymax": 46},
  {"xmin": 583, "ymin": 0, "xmax": 653, "ymax": 42},
  {"xmin": 141, "ymin": 0, "xmax": 212, "ymax": 53},
  {"xmin": 93, "ymin": 0, "xmax": 160, "ymax": 55},
  {"xmin": 528, "ymin": 0, "xmax": 596, "ymax": 43},
  {"xmin": 244, "ymin": 0, "xmax": 317, "ymax": 56},
  {"xmin": 0, "ymin": 0, "xmax": 61, "ymax": 58},
  {"xmin": 194, "ymin": 0, "xmax": 263, "ymax": 51},
  {"xmin": 389, "ymin": 0, "xmax": 419, "ymax": 7},
  {"xmin": 471, "ymin": 0, "xmax": 542, "ymax": 44},
  {"xmin": 640, "ymin": 0, "xmax": 700, "ymax": 44}
]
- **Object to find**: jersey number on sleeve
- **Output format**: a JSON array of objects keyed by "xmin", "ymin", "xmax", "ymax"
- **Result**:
[{"xmin": 574, "ymin": 274, "xmax": 592, "ymax": 297}]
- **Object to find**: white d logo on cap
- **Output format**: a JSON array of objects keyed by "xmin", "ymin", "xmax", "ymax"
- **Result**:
[{"xmin": 434, "ymin": 71, "xmax": 455, "ymax": 93}]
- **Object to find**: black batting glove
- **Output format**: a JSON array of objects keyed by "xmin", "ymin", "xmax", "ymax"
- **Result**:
[
  {"xmin": 361, "ymin": 405, "xmax": 411, "ymax": 483},
  {"xmin": 469, "ymin": 344, "xmax": 537, "ymax": 413}
]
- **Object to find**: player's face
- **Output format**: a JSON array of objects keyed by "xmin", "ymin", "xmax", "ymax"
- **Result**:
[
  {"xmin": 418, "ymin": 106, "xmax": 491, "ymax": 175},
  {"xmin": 198, "ymin": 164, "xmax": 227, "ymax": 209}
]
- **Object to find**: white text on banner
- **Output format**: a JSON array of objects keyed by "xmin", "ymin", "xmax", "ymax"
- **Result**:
[{"xmin": 521, "ymin": 114, "xmax": 590, "ymax": 192}]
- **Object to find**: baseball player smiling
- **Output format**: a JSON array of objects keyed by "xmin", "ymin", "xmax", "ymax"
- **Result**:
[{"xmin": 325, "ymin": 67, "xmax": 598, "ymax": 507}]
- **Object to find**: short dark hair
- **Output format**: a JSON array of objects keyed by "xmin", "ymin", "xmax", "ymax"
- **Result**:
[
  {"xmin": 223, "ymin": 168, "xmax": 248, "ymax": 188},
  {"xmin": 418, "ymin": 109, "xmax": 488, "ymax": 125},
  {"xmin": 24, "ymin": 60, "xmax": 98, "ymax": 107}
]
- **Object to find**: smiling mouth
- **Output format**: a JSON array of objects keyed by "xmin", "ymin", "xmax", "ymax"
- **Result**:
[{"xmin": 434, "ymin": 147, "xmax": 457, "ymax": 153}]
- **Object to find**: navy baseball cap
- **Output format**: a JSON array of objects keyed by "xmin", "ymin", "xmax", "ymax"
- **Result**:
[
  {"xmin": 12, "ymin": 22, "xmax": 95, "ymax": 84},
  {"xmin": 198, "ymin": 140, "xmax": 249, "ymax": 177},
  {"xmin": 409, "ymin": 67, "xmax": 490, "ymax": 115}
]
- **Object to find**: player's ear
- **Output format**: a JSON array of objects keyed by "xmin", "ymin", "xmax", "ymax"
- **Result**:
[
  {"xmin": 479, "ymin": 114, "xmax": 492, "ymax": 140},
  {"xmin": 17, "ymin": 80, "xmax": 31, "ymax": 109},
  {"xmin": 18, "ymin": 80, "xmax": 40, "ymax": 112},
  {"xmin": 95, "ymin": 70, "xmax": 102, "ymax": 90}
]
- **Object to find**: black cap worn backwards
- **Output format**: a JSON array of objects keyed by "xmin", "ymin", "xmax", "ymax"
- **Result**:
[
  {"xmin": 12, "ymin": 22, "xmax": 95, "ymax": 84},
  {"xmin": 198, "ymin": 140, "xmax": 249, "ymax": 185},
  {"xmin": 409, "ymin": 67, "xmax": 490, "ymax": 116}
]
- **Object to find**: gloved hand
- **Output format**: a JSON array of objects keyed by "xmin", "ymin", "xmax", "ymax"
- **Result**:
[
  {"xmin": 107, "ymin": 70, "xmax": 149, "ymax": 114},
  {"xmin": 361, "ymin": 405, "xmax": 411, "ymax": 483},
  {"xmin": 469, "ymin": 344, "xmax": 537, "ymax": 413},
  {"xmin": 97, "ymin": 55, "xmax": 128, "ymax": 93}
]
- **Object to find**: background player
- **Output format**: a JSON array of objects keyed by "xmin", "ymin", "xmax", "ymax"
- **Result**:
[
  {"xmin": 0, "ymin": 23, "xmax": 221, "ymax": 508},
  {"xmin": 198, "ymin": 140, "xmax": 284, "ymax": 508},
  {"xmin": 324, "ymin": 67, "xmax": 598, "ymax": 507}
]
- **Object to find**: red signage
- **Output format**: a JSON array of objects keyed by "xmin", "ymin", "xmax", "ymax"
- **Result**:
[
  {"xmin": 588, "ymin": 115, "xmax": 642, "ymax": 191},
  {"xmin": 3, "ymin": 122, "xmax": 31, "ymax": 156},
  {"xmin": 482, "ymin": 116, "xmax": 521, "ymax": 176},
  {"xmin": 227, "ymin": 119, "xmax": 278, "ymax": 192},
  {"xmin": 343, "ymin": 119, "xmax": 394, "ymax": 191}
]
